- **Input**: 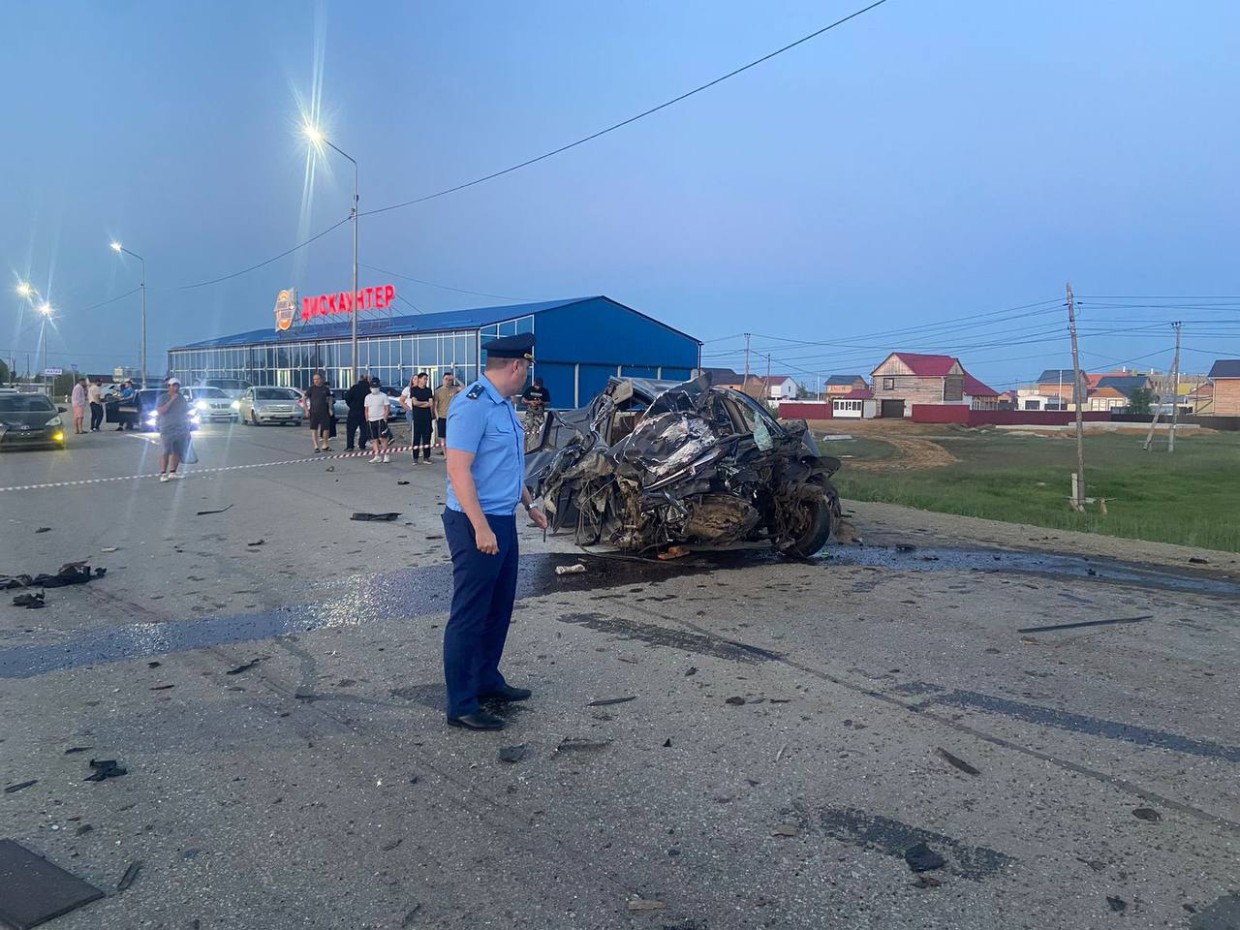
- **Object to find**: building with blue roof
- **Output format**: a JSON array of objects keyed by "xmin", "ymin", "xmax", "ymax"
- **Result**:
[{"xmin": 167, "ymin": 295, "xmax": 700, "ymax": 407}]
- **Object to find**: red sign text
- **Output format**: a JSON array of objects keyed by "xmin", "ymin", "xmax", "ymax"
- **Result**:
[{"xmin": 302, "ymin": 284, "xmax": 396, "ymax": 322}]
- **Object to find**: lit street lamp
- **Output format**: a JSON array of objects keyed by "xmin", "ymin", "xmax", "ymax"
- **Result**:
[
  {"xmin": 37, "ymin": 302, "xmax": 54, "ymax": 382},
  {"xmin": 304, "ymin": 123, "xmax": 360, "ymax": 380},
  {"xmin": 110, "ymin": 241, "xmax": 148, "ymax": 388}
]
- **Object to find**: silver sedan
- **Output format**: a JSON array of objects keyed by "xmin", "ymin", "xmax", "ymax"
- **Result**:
[{"xmin": 238, "ymin": 386, "xmax": 304, "ymax": 427}]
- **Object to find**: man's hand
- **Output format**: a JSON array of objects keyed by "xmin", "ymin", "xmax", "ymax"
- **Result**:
[
  {"xmin": 474, "ymin": 524, "xmax": 499, "ymax": 555},
  {"xmin": 528, "ymin": 507, "xmax": 549, "ymax": 531}
]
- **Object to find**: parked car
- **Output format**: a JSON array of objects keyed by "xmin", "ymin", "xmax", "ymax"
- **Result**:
[
  {"xmin": 0, "ymin": 393, "xmax": 67, "ymax": 451},
  {"xmin": 525, "ymin": 374, "xmax": 843, "ymax": 558},
  {"xmin": 239, "ymin": 386, "xmax": 304, "ymax": 426},
  {"xmin": 193, "ymin": 378, "xmax": 252, "ymax": 399},
  {"xmin": 189, "ymin": 386, "xmax": 240, "ymax": 422}
]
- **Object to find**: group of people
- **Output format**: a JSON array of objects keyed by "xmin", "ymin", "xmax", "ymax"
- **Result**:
[
  {"xmin": 69, "ymin": 377, "xmax": 138, "ymax": 434},
  {"xmin": 305, "ymin": 370, "xmax": 467, "ymax": 464}
]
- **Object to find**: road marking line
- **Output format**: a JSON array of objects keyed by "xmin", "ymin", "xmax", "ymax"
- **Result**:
[{"xmin": 0, "ymin": 445, "xmax": 420, "ymax": 493}]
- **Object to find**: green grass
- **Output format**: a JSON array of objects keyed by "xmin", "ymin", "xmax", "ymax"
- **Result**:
[{"xmin": 827, "ymin": 429, "xmax": 1240, "ymax": 552}]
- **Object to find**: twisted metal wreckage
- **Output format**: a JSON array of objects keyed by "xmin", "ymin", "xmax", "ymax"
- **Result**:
[{"xmin": 525, "ymin": 374, "xmax": 845, "ymax": 558}]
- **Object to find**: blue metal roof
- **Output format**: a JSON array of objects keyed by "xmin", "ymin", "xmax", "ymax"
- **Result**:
[{"xmin": 173, "ymin": 297, "xmax": 605, "ymax": 350}]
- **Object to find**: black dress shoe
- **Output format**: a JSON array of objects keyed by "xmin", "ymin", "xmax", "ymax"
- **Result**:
[
  {"xmin": 446, "ymin": 710, "xmax": 505, "ymax": 731},
  {"xmin": 479, "ymin": 685, "xmax": 532, "ymax": 703}
]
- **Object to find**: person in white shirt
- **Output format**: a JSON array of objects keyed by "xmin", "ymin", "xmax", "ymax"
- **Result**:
[
  {"xmin": 363, "ymin": 377, "xmax": 391, "ymax": 463},
  {"xmin": 87, "ymin": 380, "xmax": 105, "ymax": 432}
]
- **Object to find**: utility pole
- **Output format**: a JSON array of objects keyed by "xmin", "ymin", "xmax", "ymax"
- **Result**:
[
  {"xmin": 743, "ymin": 333, "xmax": 752, "ymax": 396},
  {"xmin": 1066, "ymin": 283, "xmax": 1087, "ymax": 512},
  {"xmin": 1168, "ymin": 321, "xmax": 1182, "ymax": 453},
  {"xmin": 765, "ymin": 353, "xmax": 772, "ymax": 404}
]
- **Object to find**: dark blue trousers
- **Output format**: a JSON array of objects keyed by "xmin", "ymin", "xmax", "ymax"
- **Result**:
[{"xmin": 442, "ymin": 508, "xmax": 519, "ymax": 717}]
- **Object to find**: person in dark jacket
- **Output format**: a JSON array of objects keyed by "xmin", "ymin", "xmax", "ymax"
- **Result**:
[{"xmin": 345, "ymin": 375, "xmax": 371, "ymax": 452}]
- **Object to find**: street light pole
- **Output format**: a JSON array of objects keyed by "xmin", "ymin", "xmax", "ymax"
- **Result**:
[
  {"xmin": 305, "ymin": 126, "xmax": 360, "ymax": 381},
  {"xmin": 111, "ymin": 242, "xmax": 147, "ymax": 387}
]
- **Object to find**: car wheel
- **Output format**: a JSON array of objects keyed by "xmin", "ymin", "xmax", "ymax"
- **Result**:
[
  {"xmin": 250, "ymin": 411, "xmax": 260, "ymax": 426},
  {"xmin": 775, "ymin": 487, "xmax": 833, "ymax": 559}
]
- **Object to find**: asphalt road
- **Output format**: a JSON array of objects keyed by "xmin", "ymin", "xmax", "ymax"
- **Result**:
[{"xmin": 1, "ymin": 424, "xmax": 1237, "ymax": 930}]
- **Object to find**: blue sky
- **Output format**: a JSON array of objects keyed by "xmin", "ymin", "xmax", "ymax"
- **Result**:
[{"xmin": 3, "ymin": 0, "xmax": 1238, "ymax": 389}]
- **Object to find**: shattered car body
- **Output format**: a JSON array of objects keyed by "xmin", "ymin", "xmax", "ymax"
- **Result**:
[{"xmin": 525, "ymin": 374, "xmax": 842, "ymax": 558}]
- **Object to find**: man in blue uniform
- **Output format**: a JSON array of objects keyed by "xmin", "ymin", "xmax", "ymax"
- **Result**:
[{"xmin": 442, "ymin": 333, "xmax": 548, "ymax": 731}]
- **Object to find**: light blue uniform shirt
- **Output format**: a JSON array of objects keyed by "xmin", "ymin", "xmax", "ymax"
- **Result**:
[{"xmin": 445, "ymin": 376, "xmax": 525, "ymax": 515}]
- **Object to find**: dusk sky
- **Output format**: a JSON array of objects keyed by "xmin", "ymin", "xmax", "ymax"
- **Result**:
[{"xmin": 3, "ymin": 0, "xmax": 1238, "ymax": 390}]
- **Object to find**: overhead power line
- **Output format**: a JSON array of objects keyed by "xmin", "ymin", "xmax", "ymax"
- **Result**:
[
  {"xmin": 178, "ymin": 216, "xmax": 352, "ymax": 290},
  {"xmin": 358, "ymin": 0, "xmax": 892, "ymax": 219},
  {"xmin": 155, "ymin": 0, "xmax": 890, "ymax": 295},
  {"xmin": 361, "ymin": 263, "xmax": 530, "ymax": 302}
]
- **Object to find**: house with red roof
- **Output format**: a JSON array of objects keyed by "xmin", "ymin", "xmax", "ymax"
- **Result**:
[
  {"xmin": 870, "ymin": 352, "xmax": 1003, "ymax": 417},
  {"xmin": 871, "ymin": 352, "xmax": 966, "ymax": 417},
  {"xmin": 963, "ymin": 374, "xmax": 1002, "ymax": 410}
]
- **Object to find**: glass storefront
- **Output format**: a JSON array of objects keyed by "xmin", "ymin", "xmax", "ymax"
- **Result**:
[{"xmin": 168, "ymin": 315, "xmax": 535, "ymax": 391}]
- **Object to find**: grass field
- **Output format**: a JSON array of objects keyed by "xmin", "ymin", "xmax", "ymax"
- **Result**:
[{"xmin": 825, "ymin": 427, "xmax": 1240, "ymax": 552}]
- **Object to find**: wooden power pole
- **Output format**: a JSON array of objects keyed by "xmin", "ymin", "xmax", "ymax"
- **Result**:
[
  {"xmin": 1067, "ymin": 283, "xmax": 1087, "ymax": 512},
  {"xmin": 1168, "ymin": 321, "xmax": 1182, "ymax": 454}
]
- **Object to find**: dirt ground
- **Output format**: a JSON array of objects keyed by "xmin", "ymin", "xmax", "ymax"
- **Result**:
[{"xmin": 809, "ymin": 418, "xmax": 958, "ymax": 470}]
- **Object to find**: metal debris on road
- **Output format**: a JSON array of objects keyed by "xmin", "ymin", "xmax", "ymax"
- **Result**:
[
  {"xmin": 904, "ymin": 842, "xmax": 947, "ymax": 872},
  {"xmin": 1, "ymin": 563, "xmax": 98, "ymax": 590},
  {"xmin": 246, "ymin": 539, "xmax": 264, "ymax": 547},
  {"xmin": 771, "ymin": 824, "xmax": 800, "ymax": 837},
  {"xmin": 657, "ymin": 545, "xmax": 691, "ymax": 561},
  {"xmin": 935, "ymin": 747, "xmax": 981, "ymax": 776},
  {"xmin": 63, "ymin": 747, "xmax": 92, "ymax": 755},
  {"xmin": 194, "ymin": 505, "xmax": 233, "ymax": 516},
  {"xmin": 101, "ymin": 546, "xmax": 119, "ymax": 553},
  {"xmin": 1017, "ymin": 615, "xmax": 1153, "ymax": 634},
  {"xmin": 116, "ymin": 861, "xmax": 143, "ymax": 892},
  {"xmin": 725, "ymin": 696, "xmax": 746, "ymax": 706},
  {"xmin": 35, "ymin": 527, "xmax": 51, "ymax": 533},
  {"xmin": 1107, "ymin": 896, "xmax": 1127, "ymax": 913},
  {"xmin": 0, "ymin": 839, "xmax": 104, "ymax": 929},
  {"xmin": 84, "ymin": 759, "xmax": 127, "ymax": 782},
  {"xmin": 4, "ymin": 780, "xmax": 37, "ymax": 794},
  {"xmin": 685, "ymin": 667, "xmax": 697, "ymax": 677},
  {"xmin": 775, "ymin": 743, "xmax": 789, "ymax": 762},
  {"xmin": 1188, "ymin": 557, "xmax": 1209, "ymax": 564},
  {"xmin": 351, "ymin": 512, "xmax": 401, "ymax": 522},
  {"xmin": 626, "ymin": 899, "xmax": 665, "ymax": 912},
  {"xmin": 12, "ymin": 592, "xmax": 45, "ymax": 609},
  {"xmin": 555, "ymin": 737, "xmax": 612, "ymax": 753},
  {"xmin": 1132, "ymin": 807, "xmax": 1162, "ymax": 822},
  {"xmin": 555, "ymin": 563, "xmax": 587, "ymax": 576},
  {"xmin": 498, "ymin": 744, "xmax": 528, "ymax": 764},
  {"xmin": 225, "ymin": 657, "xmax": 265, "ymax": 676},
  {"xmin": 587, "ymin": 696, "xmax": 636, "ymax": 707}
]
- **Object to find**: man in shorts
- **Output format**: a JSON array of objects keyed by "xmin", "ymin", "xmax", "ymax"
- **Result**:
[
  {"xmin": 156, "ymin": 378, "xmax": 191, "ymax": 481},
  {"xmin": 433, "ymin": 371, "xmax": 461, "ymax": 454},
  {"xmin": 304, "ymin": 372, "xmax": 333, "ymax": 453},
  {"xmin": 364, "ymin": 377, "xmax": 391, "ymax": 464}
]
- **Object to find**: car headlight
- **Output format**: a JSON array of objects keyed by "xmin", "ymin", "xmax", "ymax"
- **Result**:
[
  {"xmin": 146, "ymin": 413, "xmax": 157, "ymax": 424},
  {"xmin": 230, "ymin": 400, "xmax": 240, "ymax": 409},
  {"xmin": 195, "ymin": 400, "xmax": 209, "ymax": 411},
  {"xmin": 45, "ymin": 416, "xmax": 63, "ymax": 427}
]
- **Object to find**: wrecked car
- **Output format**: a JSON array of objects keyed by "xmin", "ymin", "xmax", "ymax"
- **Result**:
[{"xmin": 525, "ymin": 373, "xmax": 842, "ymax": 558}]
